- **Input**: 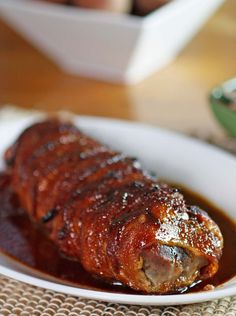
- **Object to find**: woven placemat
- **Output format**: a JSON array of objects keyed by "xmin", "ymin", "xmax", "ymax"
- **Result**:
[
  {"xmin": 0, "ymin": 276, "xmax": 236, "ymax": 316},
  {"xmin": 0, "ymin": 106, "xmax": 235, "ymax": 316}
]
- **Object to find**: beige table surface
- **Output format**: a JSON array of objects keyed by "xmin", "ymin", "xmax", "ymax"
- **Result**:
[{"xmin": 0, "ymin": 0, "xmax": 236, "ymax": 136}]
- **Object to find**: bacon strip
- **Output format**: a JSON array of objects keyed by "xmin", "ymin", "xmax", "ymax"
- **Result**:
[{"xmin": 5, "ymin": 120, "xmax": 223, "ymax": 293}]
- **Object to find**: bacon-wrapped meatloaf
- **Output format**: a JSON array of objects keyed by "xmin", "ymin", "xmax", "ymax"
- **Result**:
[{"xmin": 4, "ymin": 120, "xmax": 223, "ymax": 293}]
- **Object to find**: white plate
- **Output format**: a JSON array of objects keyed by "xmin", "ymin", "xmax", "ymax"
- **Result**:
[{"xmin": 0, "ymin": 116, "xmax": 235, "ymax": 306}]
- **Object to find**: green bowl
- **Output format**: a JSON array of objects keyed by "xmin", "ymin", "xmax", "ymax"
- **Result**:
[{"xmin": 210, "ymin": 78, "xmax": 236, "ymax": 137}]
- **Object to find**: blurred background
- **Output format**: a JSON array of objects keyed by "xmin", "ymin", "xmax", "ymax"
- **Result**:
[{"xmin": 0, "ymin": 0, "xmax": 236, "ymax": 139}]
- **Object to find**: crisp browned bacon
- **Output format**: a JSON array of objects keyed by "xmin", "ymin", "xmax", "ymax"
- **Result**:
[{"xmin": 4, "ymin": 120, "xmax": 223, "ymax": 293}]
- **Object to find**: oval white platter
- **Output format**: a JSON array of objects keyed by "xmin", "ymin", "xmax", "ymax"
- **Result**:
[{"xmin": 0, "ymin": 115, "xmax": 235, "ymax": 306}]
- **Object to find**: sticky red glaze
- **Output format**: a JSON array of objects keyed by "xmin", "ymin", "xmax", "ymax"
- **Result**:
[{"xmin": 3, "ymin": 120, "xmax": 224, "ymax": 293}]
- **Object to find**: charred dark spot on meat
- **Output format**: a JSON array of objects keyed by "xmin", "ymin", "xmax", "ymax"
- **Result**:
[
  {"xmin": 132, "ymin": 181, "xmax": 145, "ymax": 189},
  {"xmin": 105, "ymin": 170, "xmax": 123, "ymax": 180},
  {"xmin": 41, "ymin": 208, "xmax": 59, "ymax": 223},
  {"xmin": 58, "ymin": 225, "xmax": 68, "ymax": 240},
  {"xmin": 151, "ymin": 183, "xmax": 161, "ymax": 191}
]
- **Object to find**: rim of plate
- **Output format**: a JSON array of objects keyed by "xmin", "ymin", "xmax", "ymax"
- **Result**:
[
  {"xmin": 0, "ymin": 115, "xmax": 235, "ymax": 306},
  {"xmin": 0, "ymin": 265, "xmax": 235, "ymax": 305}
]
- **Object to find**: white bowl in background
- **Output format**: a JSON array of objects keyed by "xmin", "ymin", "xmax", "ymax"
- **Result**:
[{"xmin": 0, "ymin": 0, "xmax": 224, "ymax": 84}]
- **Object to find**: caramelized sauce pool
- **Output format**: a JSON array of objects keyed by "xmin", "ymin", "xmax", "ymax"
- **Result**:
[{"xmin": 0, "ymin": 172, "xmax": 235, "ymax": 295}]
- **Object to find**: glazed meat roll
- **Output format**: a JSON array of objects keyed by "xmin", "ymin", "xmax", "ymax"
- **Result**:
[{"xmin": 4, "ymin": 120, "xmax": 223, "ymax": 293}]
